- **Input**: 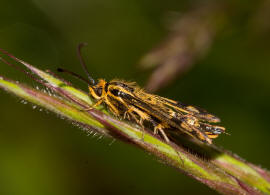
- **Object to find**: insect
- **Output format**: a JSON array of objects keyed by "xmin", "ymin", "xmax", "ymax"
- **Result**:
[{"xmin": 58, "ymin": 43, "xmax": 225, "ymax": 144}]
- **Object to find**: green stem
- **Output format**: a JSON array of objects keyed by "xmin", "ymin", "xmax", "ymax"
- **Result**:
[{"xmin": 0, "ymin": 49, "xmax": 270, "ymax": 195}]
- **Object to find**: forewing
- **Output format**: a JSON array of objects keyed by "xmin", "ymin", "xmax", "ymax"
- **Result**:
[
  {"xmin": 153, "ymin": 96, "xmax": 221, "ymax": 123},
  {"xmin": 134, "ymin": 92, "xmax": 225, "ymax": 142},
  {"xmin": 118, "ymin": 91, "xmax": 213, "ymax": 143}
]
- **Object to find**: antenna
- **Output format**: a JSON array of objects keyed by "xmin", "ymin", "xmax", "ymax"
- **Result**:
[
  {"xmin": 57, "ymin": 68, "xmax": 92, "ymax": 85},
  {"xmin": 77, "ymin": 43, "xmax": 96, "ymax": 85},
  {"xmin": 57, "ymin": 43, "xmax": 96, "ymax": 86}
]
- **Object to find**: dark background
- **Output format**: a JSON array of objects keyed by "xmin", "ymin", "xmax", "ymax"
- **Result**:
[{"xmin": 0, "ymin": 0, "xmax": 269, "ymax": 194}]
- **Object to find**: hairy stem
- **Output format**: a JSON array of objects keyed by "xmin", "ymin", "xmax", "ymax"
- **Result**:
[{"xmin": 0, "ymin": 50, "xmax": 270, "ymax": 195}]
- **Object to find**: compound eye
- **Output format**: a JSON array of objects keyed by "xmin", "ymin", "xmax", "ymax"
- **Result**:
[{"xmin": 96, "ymin": 87, "xmax": 103, "ymax": 96}]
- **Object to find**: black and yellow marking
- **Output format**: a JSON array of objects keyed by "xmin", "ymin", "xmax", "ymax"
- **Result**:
[
  {"xmin": 58, "ymin": 44, "xmax": 226, "ymax": 144},
  {"xmin": 85, "ymin": 79, "xmax": 225, "ymax": 144}
]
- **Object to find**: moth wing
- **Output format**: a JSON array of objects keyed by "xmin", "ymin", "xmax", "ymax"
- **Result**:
[
  {"xmin": 136, "ymin": 93, "xmax": 225, "ymax": 142},
  {"xmin": 119, "ymin": 92, "xmax": 213, "ymax": 143},
  {"xmin": 154, "ymin": 96, "xmax": 221, "ymax": 123},
  {"xmin": 119, "ymin": 93, "xmax": 177, "ymax": 127}
]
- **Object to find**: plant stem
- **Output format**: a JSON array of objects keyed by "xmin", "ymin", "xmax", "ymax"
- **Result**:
[{"xmin": 0, "ymin": 50, "xmax": 270, "ymax": 195}]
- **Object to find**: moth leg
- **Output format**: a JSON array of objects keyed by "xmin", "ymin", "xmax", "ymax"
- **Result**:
[
  {"xmin": 124, "ymin": 106, "xmax": 152, "ymax": 141},
  {"xmin": 82, "ymin": 99, "xmax": 104, "ymax": 111},
  {"xmin": 92, "ymin": 99, "xmax": 104, "ymax": 108},
  {"xmin": 151, "ymin": 121, "xmax": 185, "ymax": 164},
  {"xmin": 138, "ymin": 117, "xmax": 147, "ymax": 140},
  {"xmin": 103, "ymin": 98, "xmax": 120, "ymax": 116},
  {"xmin": 124, "ymin": 107, "xmax": 140, "ymax": 124},
  {"xmin": 106, "ymin": 95, "xmax": 139, "ymax": 123},
  {"xmin": 106, "ymin": 94, "xmax": 148, "ymax": 135},
  {"xmin": 154, "ymin": 123, "xmax": 170, "ymax": 143}
]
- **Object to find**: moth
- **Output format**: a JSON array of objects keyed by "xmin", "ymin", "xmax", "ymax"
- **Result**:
[{"xmin": 58, "ymin": 43, "xmax": 225, "ymax": 144}]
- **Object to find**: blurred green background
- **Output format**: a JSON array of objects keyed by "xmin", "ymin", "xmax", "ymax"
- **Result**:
[{"xmin": 0, "ymin": 0, "xmax": 270, "ymax": 194}]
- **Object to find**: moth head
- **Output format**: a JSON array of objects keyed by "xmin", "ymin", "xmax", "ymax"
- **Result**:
[{"xmin": 89, "ymin": 79, "xmax": 106, "ymax": 100}]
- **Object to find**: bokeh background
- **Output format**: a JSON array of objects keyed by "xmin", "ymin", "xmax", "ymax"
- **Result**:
[{"xmin": 0, "ymin": 0, "xmax": 270, "ymax": 194}]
